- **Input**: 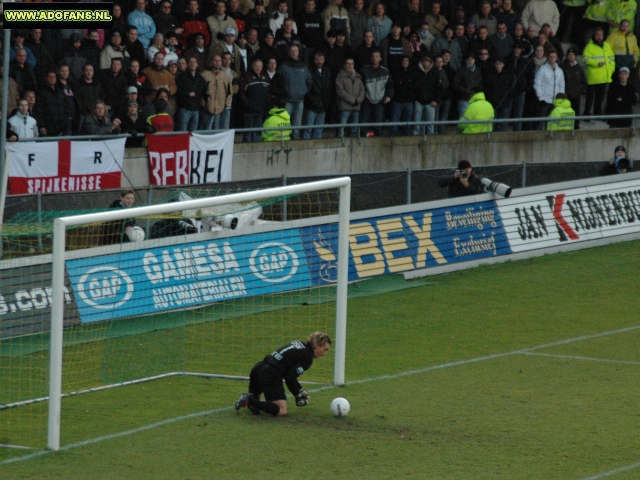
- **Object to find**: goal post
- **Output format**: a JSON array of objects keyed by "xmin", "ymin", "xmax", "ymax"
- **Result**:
[{"xmin": 46, "ymin": 177, "xmax": 351, "ymax": 451}]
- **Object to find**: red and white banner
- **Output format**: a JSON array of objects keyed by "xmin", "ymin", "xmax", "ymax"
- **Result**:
[
  {"xmin": 146, "ymin": 130, "xmax": 234, "ymax": 186},
  {"xmin": 7, "ymin": 138, "xmax": 126, "ymax": 195}
]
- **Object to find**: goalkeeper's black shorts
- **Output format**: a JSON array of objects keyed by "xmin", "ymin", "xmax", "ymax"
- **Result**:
[{"xmin": 249, "ymin": 361, "xmax": 286, "ymax": 401}]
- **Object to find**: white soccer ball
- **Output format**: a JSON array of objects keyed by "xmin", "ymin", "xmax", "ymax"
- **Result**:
[
  {"xmin": 330, "ymin": 397, "xmax": 350, "ymax": 417},
  {"xmin": 128, "ymin": 226, "xmax": 146, "ymax": 242}
]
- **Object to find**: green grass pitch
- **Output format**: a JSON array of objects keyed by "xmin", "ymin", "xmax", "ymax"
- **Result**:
[{"xmin": 1, "ymin": 240, "xmax": 639, "ymax": 479}]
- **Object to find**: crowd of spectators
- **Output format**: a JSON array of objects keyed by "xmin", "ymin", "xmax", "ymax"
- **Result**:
[{"xmin": 2, "ymin": 0, "xmax": 640, "ymax": 144}]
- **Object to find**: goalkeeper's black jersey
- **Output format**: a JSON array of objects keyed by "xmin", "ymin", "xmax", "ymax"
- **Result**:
[{"xmin": 263, "ymin": 340, "xmax": 314, "ymax": 394}]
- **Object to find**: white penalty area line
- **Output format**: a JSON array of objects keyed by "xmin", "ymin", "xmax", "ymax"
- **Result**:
[
  {"xmin": 519, "ymin": 352, "xmax": 640, "ymax": 366},
  {"xmin": 2, "ymin": 324, "xmax": 639, "ymax": 470},
  {"xmin": 581, "ymin": 461, "xmax": 640, "ymax": 480}
]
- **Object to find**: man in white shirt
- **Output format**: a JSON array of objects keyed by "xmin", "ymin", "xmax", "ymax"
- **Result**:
[
  {"xmin": 534, "ymin": 49, "xmax": 565, "ymax": 130},
  {"xmin": 8, "ymin": 99, "xmax": 39, "ymax": 139}
]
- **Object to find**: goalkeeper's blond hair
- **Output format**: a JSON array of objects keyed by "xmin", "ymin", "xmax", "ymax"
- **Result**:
[{"xmin": 307, "ymin": 332, "xmax": 332, "ymax": 348}]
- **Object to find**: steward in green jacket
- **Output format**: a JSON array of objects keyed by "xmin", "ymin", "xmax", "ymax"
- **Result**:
[
  {"xmin": 583, "ymin": 29, "xmax": 616, "ymax": 85},
  {"xmin": 261, "ymin": 108, "xmax": 292, "ymax": 141},
  {"xmin": 459, "ymin": 89, "xmax": 495, "ymax": 134},
  {"xmin": 547, "ymin": 94, "xmax": 576, "ymax": 130}
]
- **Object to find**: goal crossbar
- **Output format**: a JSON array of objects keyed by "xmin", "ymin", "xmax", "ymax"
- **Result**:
[{"xmin": 49, "ymin": 177, "xmax": 352, "ymax": 451}]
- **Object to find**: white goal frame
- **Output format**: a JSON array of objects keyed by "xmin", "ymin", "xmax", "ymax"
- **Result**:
[{"xmin": 49, "ymin": 177, "xmax": 351, "ymax": 451}]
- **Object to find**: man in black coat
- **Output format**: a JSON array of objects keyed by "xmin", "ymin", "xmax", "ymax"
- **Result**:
[
  {"xmin": 97, "ymin": 57, "xmax": 129, "ymax": 120},
  {"xmin": 9, "ymin": 48, "xmax": 38, "ymax": 96},
  {"xmin": 175, "ymin": 56, "xmax": 208, "ymax": 131},
  {"xmin": 483, "ymin": 58, "xmax": 512, "ymax": 132},
  {"xmin": 302, "ymin": 50, "xmax": 333, "ymax": 139},
  {"xmin": 438, "ymin": 159, "xmax": 484, "ymax": 198},
  {"xmin": 37, "ymin": 70, "xmax": 73, "ymax": 136},
  {"xmin": 123, "ymin": 26, "xmax": 147, "ymax": 68}
]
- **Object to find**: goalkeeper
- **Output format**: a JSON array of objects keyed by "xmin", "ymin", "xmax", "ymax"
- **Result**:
[{"xmin": 235, "ymin": 332, "xmax": 332, "ymax": 416}]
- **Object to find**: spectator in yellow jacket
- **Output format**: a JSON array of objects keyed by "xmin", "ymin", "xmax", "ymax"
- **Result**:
[
  {"xmin": 582, "ymin": 27, "xmax": 615, "ymax": 118},
  {"xmin": 547, "ymin": 93, "xmax": 575, "ymax": 130},
  {"xmin": 459, "ymin": 88, "xmax": 495, "ymax": 134},
  {"xmin": 606, "ymin": 0, "xmax": 637, "ymax": 31},
  {"xmin": 262, "ymin": 107, "xmax": 292, "ymax": 141},
  {"xmin": 605, "ymin": 19, "xmax": 639, "ymax": 71}
]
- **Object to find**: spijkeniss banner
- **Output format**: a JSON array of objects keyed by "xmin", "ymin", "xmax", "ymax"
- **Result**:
[
  {"xmin": 7, "ymin": 138, "xmax": 126, "ymax": 195},
  {"xmin": 146, "ymin": 130, "xmax": 234, "ymax": 186}
]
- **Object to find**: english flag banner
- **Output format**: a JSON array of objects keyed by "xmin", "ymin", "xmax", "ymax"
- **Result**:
[
  {"xmin": 7, "ymin": 138, "xmax": 126, "ymax": 195},
  {"xmin": 146, "ymin": 130, "xmax": 234, "ymax": 186}
]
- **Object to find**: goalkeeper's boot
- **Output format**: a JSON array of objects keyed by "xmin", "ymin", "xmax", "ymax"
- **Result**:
[
  {"xmin": 235, "ymin": 393, "xmax": 250, "ymax": 412},
  {"xmin": 246, "ymin": 394, "xmax": 260, "ymax": 415}
]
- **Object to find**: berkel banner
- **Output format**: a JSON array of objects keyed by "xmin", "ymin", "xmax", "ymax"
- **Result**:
[{"xmin": 146, "ymin": 131, "xmax": 234, "ymax": 186}]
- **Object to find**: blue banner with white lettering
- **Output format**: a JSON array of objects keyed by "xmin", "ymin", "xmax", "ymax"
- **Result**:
[
  {"xmin": 67, "ymin": 230, "xmax": 313, "ymax": 323},
  {"xmin": 301, "ymin": 201, "xmax": 512, "ymax": 285}
]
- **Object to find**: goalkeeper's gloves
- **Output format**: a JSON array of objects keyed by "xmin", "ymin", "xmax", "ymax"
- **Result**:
[{"xmin": 296, "ymin": 389, "xmax": 310, "ymax": 407}]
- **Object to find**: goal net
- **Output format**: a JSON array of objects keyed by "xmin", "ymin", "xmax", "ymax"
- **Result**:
[{"xmin": 0, "ymin": 177, "xmax": 350, "ymax": 451}]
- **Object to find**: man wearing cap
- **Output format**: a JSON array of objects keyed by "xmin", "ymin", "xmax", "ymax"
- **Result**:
[
  {"xmin": 100, "ymin": 30, "xmax": 131, "ymax": 70},
  {"xmin": 208, "ymin": 0, "xmax": 239, "ymax": 47},
  {"xmin": 559, "ymin": 47, "xmax": 586, "ymax": 129},
  {"xmin": 379, "ymin": 23, "xmax": 411, "ymax": 72},
  {"xmin": 582, "ymin": 27, "xmax": 615, "ymax": 119},
  {"xmin": 128, "ymin": 0, "xmax": 157, "ymax": 51},
  {"xmin": 605, "ymin": 66, "xmax": 637, "ymax": 127},
  {"xmin": 600, "ymin": 146, "xmax": 632, "ymax": 175},
  {"xmin": 212, "ymin": 29, "xmax": 243, "ymax": 75},
  {"xmin": 438, "ymin": 160, "xmax": 484, "ymax": 197},
  {"xmin": 606, "ymin": 19, "xmax": 639, "ymax": 72}
]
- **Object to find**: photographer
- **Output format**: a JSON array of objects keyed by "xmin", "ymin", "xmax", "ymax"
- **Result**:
[{"xmin": 438, "ymin": 160, "xmax": 484, "ymax": 198}]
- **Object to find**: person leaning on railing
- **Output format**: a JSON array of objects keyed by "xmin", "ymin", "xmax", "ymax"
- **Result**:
[
  {"xmin": 546, "ymin": 93, "xmax": 575, "ymax": 131},
  {"xmin": 81, "ymin": 100, "xmax": 122, "ymax": 135},
  {"xmin": 261, "ymin": 104, "xmax": 292, "ymax": 141}
]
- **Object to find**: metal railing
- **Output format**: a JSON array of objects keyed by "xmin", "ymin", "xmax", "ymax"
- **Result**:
[{"xmin": 10, "ymin": 113, "xmax": 640, "ymax": 148}]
